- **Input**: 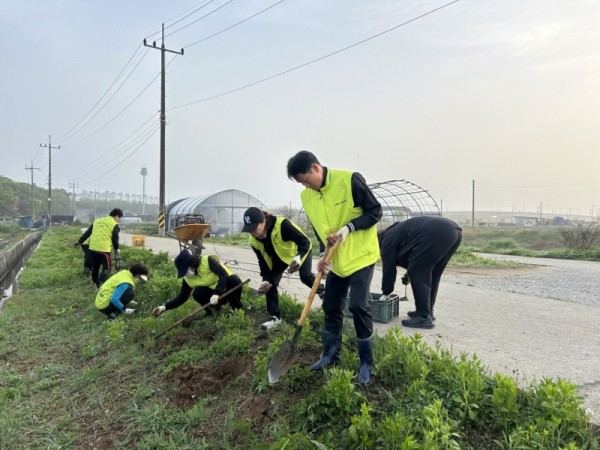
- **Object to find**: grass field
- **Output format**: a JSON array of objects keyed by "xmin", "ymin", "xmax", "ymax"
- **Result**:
[{"xmin": 0, "ymin": 227, "xmax": 597, "ymax": 449}]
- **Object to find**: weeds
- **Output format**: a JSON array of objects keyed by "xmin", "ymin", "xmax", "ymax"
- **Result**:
[{"xmin": 0, "ymin": 227, "xmax": 597, "ymax": 449}]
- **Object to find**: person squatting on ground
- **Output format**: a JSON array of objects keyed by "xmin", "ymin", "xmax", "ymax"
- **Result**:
[
  {"xmin": 152, "ymin": 250, "xmax": 243, "ymax": 318},
  {"xmin": 76, "ymin": 208, "xmax": 123, "ymax": 287},
  {"xmin": 287, "ymin": 150, "xmax": 382, "ymax": 385},
  {"xmin": 241, "ymin": 207, "xmax": 324, "ymax": 330},
  {"xmin": 95, "ymin": 263, "xmax": 149, "ymax": 319},
  {"xmin": 378, "ymin": 216, "xmax": 463, "ymax": 329}
]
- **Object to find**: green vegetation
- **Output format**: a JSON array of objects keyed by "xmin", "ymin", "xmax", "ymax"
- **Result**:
[
  {"xmin": 0, "ymin": 221, "xmax": 31, "ymax": 250},
  {"xmin": 0, "ymin": 227, "xmax": 597, "ymax": 448},
  {"xmin": 462, "ymin": 226, "xmax": 600, "ymax": 262}
]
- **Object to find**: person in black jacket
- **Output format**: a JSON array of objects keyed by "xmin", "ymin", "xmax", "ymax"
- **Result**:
[
  {"xmin": 241, "ymin": 207, "xmax": 323, "ymax": 330},
  {"xmin": 378, "ymin": 216, "xmax": 462, "ymax": 329},
  {"xmin": 151, "ymin": 251, "xmax": 243, "ymax": 318}
]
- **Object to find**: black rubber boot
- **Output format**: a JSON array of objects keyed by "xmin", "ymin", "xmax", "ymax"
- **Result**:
[
  {"xmin": 310, "ymin": 331, "xmax": 341, "ymax": 371},
  {"xmin": 357, "ymin": 338, "xmax": 373, "ymax": 385}
]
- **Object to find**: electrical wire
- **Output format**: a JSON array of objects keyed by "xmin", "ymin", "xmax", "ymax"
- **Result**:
[
  {"xmin": 54, "ymin": 44, "xmax": 145, "ymax": 142},
  {"xmin": 164, "ymin": 0, "xmax": 237, "ymax": 39},
  {"xmin": 64, "ymin": 118, "xmax": 160, "ymax": 180},
  {"xmin": 59, "ymin": 112, "xmax": 159, "ymax": 177},
  {"xmin": 82, "ymin": 126, "xmax": 160, "ymax": 185},
  {"xmin": 59, "ymin": 48, "xmax": 152, "ymax": 147},
  {"xmin": 145, "ymin": 0, "xmax": 220, "ymax": 41},
  {"xmin": 169, "ymin": 0, "xmax": 460, "ymax": 110},
  {"xmin": 183, "ymin": 0, "xmax": 288, "ymax": 49}
]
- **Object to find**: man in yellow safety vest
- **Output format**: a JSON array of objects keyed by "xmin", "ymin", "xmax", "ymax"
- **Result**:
[{"xmin": 287, "ymin": 150, "xmax": 382, "ymax": 385}]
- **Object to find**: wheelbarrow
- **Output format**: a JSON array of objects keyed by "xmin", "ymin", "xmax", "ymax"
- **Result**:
[{"xmin": 169, "ymin": 221, "xmax": 210, "ymax": 256}]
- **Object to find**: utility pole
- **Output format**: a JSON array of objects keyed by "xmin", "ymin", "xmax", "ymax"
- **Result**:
[
  {"xmin": 40, "ymin": 135, "xmax": 60, "ymax": 225},
  {"xmin": 68, "ymin": 180, "xmax": 78, "ymax": 217},
  {"xmin": 471, "ymin": 179, "xmax": 475, "ymax": 228},
  {"xmin": 144, "ymin": 24, "xmax": 184, "ymax": 236},
  {"xmin": 141, "ymin": 167, "xmax": 147, "ymax": 215},
  {"xmin": 25, "ymin": 160, "xmax": 41, "ymax": 220}
]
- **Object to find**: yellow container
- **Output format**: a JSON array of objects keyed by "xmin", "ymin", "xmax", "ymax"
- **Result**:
[{"xmin": 131, "ymin": 235, "xmax": 146, "ymax": 247}]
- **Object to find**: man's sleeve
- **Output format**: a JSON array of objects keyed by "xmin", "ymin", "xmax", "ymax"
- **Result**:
[
  {"xmin": 78, "ymin": 225, "xmax": 93, "ymax": 244},
  {"xmin": 165, "ymin": 279, "xmax": 192, "ymax": 310},
  {"xmin": 207, "ymin": 256, "xmax": 228, "ymax": 294},
  {"xmin": 380, "ymin": 240, "xmax": 398, "ymax": 295},
  {"xmin": 348, "ymin": 172, "xmax": 382, "ymax": 232},
  {"xmin": 280, "ymin": 219, "xmax": 311, "ymax": 258},
  {"xmin": 112, "ymin": 225, "xmax": 120, "ymax": 250},
  {"xmin": 251, "ymin": 246, "xmax": 271, "ymax": 281}
]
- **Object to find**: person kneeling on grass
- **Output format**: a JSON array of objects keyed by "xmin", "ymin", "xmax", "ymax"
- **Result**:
[
  {"xmin": 96, "ymin": 263, "xmax": 149, "ymax": 319},
  {"xmin": 152, "ymin": 250, "xmax": 243, "ymax": 318}
]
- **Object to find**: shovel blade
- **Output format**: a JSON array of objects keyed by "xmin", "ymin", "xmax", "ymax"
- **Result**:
[{"xmin": 268, "ymin": 340, "xmax": 300, "ymax": 384}]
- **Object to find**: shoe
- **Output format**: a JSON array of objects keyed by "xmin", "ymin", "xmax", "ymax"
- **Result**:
[
  {"xmin": 261, "ymin": 316, "xmax": 282, "ymax": 330},
  {"xmin": 402, "ymin": 315, "xmax": 434, "ymax": 329},
  {"xmin": 407, "ymin": 310, "xmax": 436, "ymax": 321},
  {"xmin": 317, "ymin": 283, "xmax": 325, "ymax": 300}
]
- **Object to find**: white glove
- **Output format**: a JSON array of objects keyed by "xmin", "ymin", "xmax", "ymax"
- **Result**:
[
  {"xmin": 125, "ymin": 308, "xmax": 136, "ymax": 314},
  {"xmin": 327, "ymin": 225, "xmax": 350, "ymax": 245},
  {"xmin": 379, "ymin": 294, "xmax": 389, "ymax": 302},
  {"xmin": 152, "ymin": 305, "xmax": 166, "ymax": 317},
  {"xmin": 258, "ymin": 281, "xmax": 272, "ymax": 294},
  {"xmin": 210, "ymin": 294, "xmax": 220, "ymax": 305},
  {"xmin": 287, "ymin": 255, "xmax": 302, "ymax": 273},
  {"xmin": 128, "ymin": 301, "xmax": 138, "ymax": 307}
]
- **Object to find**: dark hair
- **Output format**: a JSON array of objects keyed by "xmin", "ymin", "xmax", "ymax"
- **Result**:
[
  {"xmin": 129, "ymin": 263, "xmax": 149, "ymax": 276},
  {"xmin": 109, "ymin": 208, "xmax": 124, "ymax": 217},
  {"xmin": 286, "ymin": 150, "xmax": 320, "ymax": 179}
]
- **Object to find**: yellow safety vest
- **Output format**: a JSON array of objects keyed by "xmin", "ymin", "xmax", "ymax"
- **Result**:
[
  {"xmin": 89, "ymin": 216, "xmax": 118, "ymax": 253},
  {"xmin": 301, "ymin": 169, "xmax": 379, "ymax": 277},
  {"xmin": 95, "ymin": 270, "xmax": 135, "ymax": 310},
  {"xmin": 184, "ymin": 255, "xmax": 232, "ymax": 289},
  {"xmin": 249, "ymin": 217, "xmax": 311, "ymax": 270}
]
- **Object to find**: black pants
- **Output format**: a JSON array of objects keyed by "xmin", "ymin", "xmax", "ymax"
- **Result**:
[
  {"xmin": 192, "ymin": 275, "xmax": 244, "ymax": 310},
  {"xmin": 98, "ymin": 287, "xmax": 134, "ymax": 319},
  {"xmin": 408, "ymin": 228, "xmax": 462, "ymax": 317},
  {"xmin": 90, "ymin": 251, "xmax": 111, "ymax": 287},
  {"xmin": 322, "ymin": 264, "xmax": 374, "ymax": 340},
  {"xmin": 81, "ymin": 244, "xmax": 93, "ymax": 270},
  {"xmin": 264, "ymin": 252, "xmax": 317, "ymax": 318}
]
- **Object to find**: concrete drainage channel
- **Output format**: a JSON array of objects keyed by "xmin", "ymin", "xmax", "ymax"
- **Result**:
[{"xmin": 0, "ymin": 232, "xmax": 43, "ymax": 308}]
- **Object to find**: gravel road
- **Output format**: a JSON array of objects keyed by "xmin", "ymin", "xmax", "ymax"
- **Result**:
[{"xmin": 445, "ymin": 254, "xmax": 600, "ymax": 306}]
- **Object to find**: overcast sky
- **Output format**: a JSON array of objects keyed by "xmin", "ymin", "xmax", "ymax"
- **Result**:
[{"xmin": 1, "ymin": 0, "xmax": 599, "ymax": 216}]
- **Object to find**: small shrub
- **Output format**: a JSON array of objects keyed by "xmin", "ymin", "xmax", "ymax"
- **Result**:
[{"xmin": 560, "ymin": 224, "xmax": 600, "ymax": 250}]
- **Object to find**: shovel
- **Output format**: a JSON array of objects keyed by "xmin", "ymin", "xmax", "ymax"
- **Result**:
[
  {"xmin": 268, "ymin": 240, "xmax": 340, "ymax": 384},
  {"xmin": 154, "ymin": 279, "xmax": 250, "ymax": 339}
]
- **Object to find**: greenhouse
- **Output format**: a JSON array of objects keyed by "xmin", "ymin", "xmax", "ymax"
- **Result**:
[
  {"xmin": 166, "ymin": 189, "xmax": 264, "ymax": 236},
  {"xmin": 369, "ymin": 179, "xmax": 441, "ymax": 228}
]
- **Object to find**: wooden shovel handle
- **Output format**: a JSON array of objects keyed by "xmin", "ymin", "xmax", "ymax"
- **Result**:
[
  {"xmin": 296, "ymin": 239, "xmax": 341, "ymax": 327},
  {"xmin": 154, "ymin": 279, "xmax": 250, "ymax": 339}
]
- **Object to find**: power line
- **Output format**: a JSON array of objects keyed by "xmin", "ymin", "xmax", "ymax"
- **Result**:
[
  {"xmin": 83, "ymin": 126, "xmax": 160, "ymax": 185},
  {"xmin": 54, "ymin": 44, "xmax": 145, "ymax": 142},
  {"xmin": 60, "ymin": 112, "xmax": 159, "ymax": 177},
  {"xmin": 170, "ymin": 0, "xmax": 460, "ymax": 110},
  {"xmin": 164, "ymin": 0, "xmax": 237, "ymax": 39},
  {"xmin": 145, "ymin": 0, "xmax": 220, "ymax": 41},
  {"xmin": 183, "ymin": 0, "xmax": 288, "ymax": 49},
  {"xmin": 59, "ymin": 48, "xmax": 152, "ymax": 146}
]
